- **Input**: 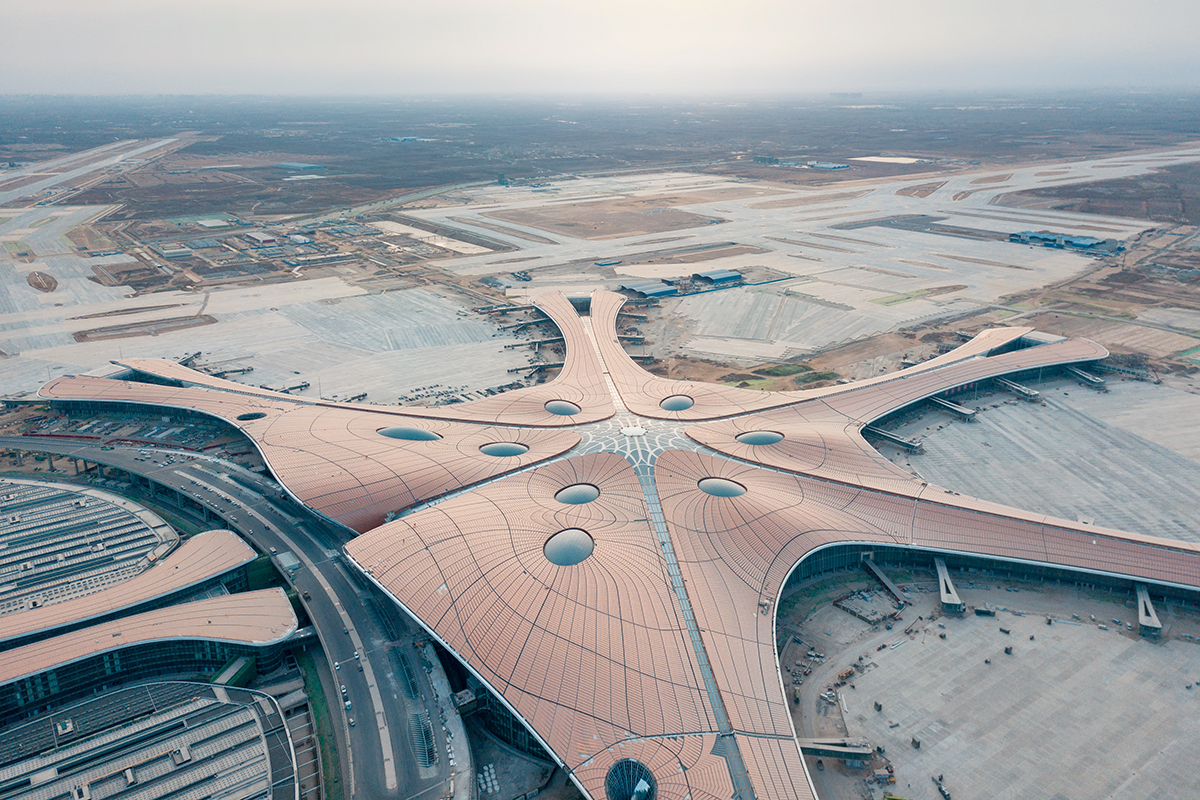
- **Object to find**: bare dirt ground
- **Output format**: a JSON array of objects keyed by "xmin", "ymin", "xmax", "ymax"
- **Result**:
[
  {"xmin": 968, "ymin": 173, "xmax": 1012, "ymax": 184},
  {"xmin": 704, "ymin": 160, "xmax": 951, "ymax": 188},
  {"xmin": 123, "ymin": 170, "xmax": 257, "ymax": 189},
  {"xmin": 26, "ymin": 271, "xmax": 57, "ymax": 292},
  {"xmin": 748, "ymin": 190, "xmax": 872, "ymax": 210},
  {"xmin": 894, "ymin": 181, "xmax": 947, "ymax": 198},
  {"xmin": 156, "ymin": 151, "xmax": 317, "ymax": 170},
  {"xmin": 70, "ymin": 304, "xmax": 187, "ymax": 320},
  {"xmin": 932, "ymin": 252, "xmax": 1030, "ymax": 270},
  {"xmin": 1005, "ymin": 161, "xmax": 1200, "ymax": 226},
  {"xmin": 73, "ymin": 314, "xmax": 217, "ymax": 342},
  {"xmin": 447, "ymin": 215, "xmax": 557, "ymax": 244},
  {"xmin": 659, "ymin": 186, "xmax": 785, "ymax": 203},
  {"xmin": 486, "ymin": 195, "xmax": 725, "ymax": 240},
  {"xmin": 625, "ymin": 243, "xmax": 768, "ymax": 266},
  {"xmin": 65, "ymin": 225, "xmax": 117, "ymax": 250}
]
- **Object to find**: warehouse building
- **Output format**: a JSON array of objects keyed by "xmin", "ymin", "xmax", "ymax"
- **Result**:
[{"xmin": 617, "ymin": 279, "xmax": 677, "ymax": 298}]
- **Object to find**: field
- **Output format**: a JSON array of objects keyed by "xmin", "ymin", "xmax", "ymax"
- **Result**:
[
  {"xmin": 4, "ymin": 94, "xmax": 1200, "ymax": 404},
  {"xmin": 486, "ymin": 196, "xmax": 726, "ymax": 240},
  {"xmin": 1007, "ymin": 160, "xmax": 1200, "ymax": 226}
]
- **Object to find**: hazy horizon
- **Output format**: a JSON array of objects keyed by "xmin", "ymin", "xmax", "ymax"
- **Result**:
[{"xmin": 5, "ymin": 0, "xmax": 1200, "ymax": 96}]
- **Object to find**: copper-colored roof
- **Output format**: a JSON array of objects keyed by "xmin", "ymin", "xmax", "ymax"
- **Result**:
[
  {"xmin": 347, "ymin": 453, "xmax": 737, "ymax": 800},
  {"xmin": 0, "ymin": 588, "xmax": 297, "ymax": 686},
  {"xmin": 112, "ymin": 292, "xmax": 615, "ymax": 428},
  {"xmin": 591, "ymin": 289, "xmax": 1087, "ymax": 422},
  {"xmin": 684, "ymin": 335, "xmax": 1109, "ymax": 496},
  {"xmin": 655, "ymin": 450, "xmax": 1200, "ymax": 759},
  {"xmin": 590, "ymin": 290, "xmax": 804, "ymax": 419},
  {"xmin": 36, "ymin": 287, "xmax": 1194, "ymax": 800},
  {"xmin": 40, "ymin": 375, "xmax": 582, "ymax": 532},
  {"xmin": 0, "ymin": 529, "xmax": 255, "ymax": 647}
]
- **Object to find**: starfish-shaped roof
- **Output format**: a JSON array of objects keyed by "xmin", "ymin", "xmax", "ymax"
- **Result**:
[{"xmin": 40, "ymin": 290, "xmax": 1200, "ymax": 800}]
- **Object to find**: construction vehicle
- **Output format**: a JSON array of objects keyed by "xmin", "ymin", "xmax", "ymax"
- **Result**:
[{"xmin": 838, "ymin": 668, "xmax": 855, "ymax": 681}]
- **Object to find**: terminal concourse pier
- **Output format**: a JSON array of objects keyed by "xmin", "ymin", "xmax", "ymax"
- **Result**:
[{"xmin": 39, "ymin": 290, "xmax": 1200, "ymax": 800}]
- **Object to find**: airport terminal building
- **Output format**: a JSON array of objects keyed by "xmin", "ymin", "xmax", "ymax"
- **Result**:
[{"xmin": 33, "ymin": 290, "xmax": 1200, "ymax": 800}]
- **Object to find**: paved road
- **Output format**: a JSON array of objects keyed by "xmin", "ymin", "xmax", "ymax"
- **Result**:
[
  {"xmin": 0, "ymin": 139, "xmax": 178, "ymax": 206},
  {"xmin": 0, "ymin": 436, "xmax": 455, "ymax": 800},
  {"xmin": 294, "ymin": 181, "xmax": 491, "ymax": 226}
]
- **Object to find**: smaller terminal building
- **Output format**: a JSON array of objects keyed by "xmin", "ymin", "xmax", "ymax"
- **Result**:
[
  {"xmin": 0, "ymin": 588, "xmax": 297, "ymax": 725},
  {"xmin": 1009, "ymin": 230, "xmax": 1118, "ymax": 252}
]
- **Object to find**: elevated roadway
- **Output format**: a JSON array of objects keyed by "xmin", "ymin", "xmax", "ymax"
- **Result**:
[{"xmin": 0, "ymin": 435, "xmax": 451, "ymax": 800}]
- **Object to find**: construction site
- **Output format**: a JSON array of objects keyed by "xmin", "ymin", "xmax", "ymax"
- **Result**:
[
  {"xmin": 780, "ymin": 554, "xmax": 1200, "ymax": 800},
  {"xmin": 4, "ymin": 96, "xmax": 1200, "ymax": 800}
]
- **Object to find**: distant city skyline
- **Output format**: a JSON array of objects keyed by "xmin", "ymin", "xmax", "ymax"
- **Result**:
[{"xmin": 4, "ymin": 0, "xmax": 1200, "ymax": 95}]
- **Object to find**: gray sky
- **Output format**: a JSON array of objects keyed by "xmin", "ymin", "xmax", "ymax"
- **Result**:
[{"xmin": 5, "ymin": 0, "xmax": 1199, "ymax": 95}]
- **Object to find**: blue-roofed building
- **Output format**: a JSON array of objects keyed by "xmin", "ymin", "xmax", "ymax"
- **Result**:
[
  {"xmin": 692, "ymin": 268, "xmax": 743, "ymax": 286},
  {"xmin": 184, "ymin": 238, "xmax": 222, "ymax": 250},
  {"xmin": 618, "ymin": 280, "xmax": 678, "ymax": 298},
  {"xmin": 1010, "ymin": 231, "xmax": 1113, "ymax": 251},
  {"xmin": 1003, "ymin": 230, "xmax": 1113, "ymax": 251}
]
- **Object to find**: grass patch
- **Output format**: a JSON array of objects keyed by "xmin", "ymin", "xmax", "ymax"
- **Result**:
[
  {"xmin": 870, "ymin": 287, "xmax": 944, "ymax": 306},
  {"xmin": 297, "ymin": 649, "xmax": 344, "ymax": 800},
  {"xmin": 794, "ymin": 371, "xmax": 838, "ymax": 385},
  {"xmin": 871, "ymin": 292, "xmax": 918, "ymax": 306},
  {"xmin": 724, "ymin": 378, "xmax": 774, "ymax": 390},
  {"xmin": 1056, "ymin": 303, "xmax": 1137, "ymax": 319},
  {"xmin": 754, "ymin": 363, "xmax": 811, "ymax": 377},
  {"xmin": 246, "ymin": 553, "xmax": 284, "ymax": 590},
  {"xmin": 3, "ymin": 240, "xmax": 32, "ymax": 255},
  {"xmin": 1047, "ymin": 293, "xmax": 1132, "ymax": 315},
  {"xmin": 778, "ymin": 574, "xmax": 874, "ymax": 623},
  {"xmin": 141, "ymin": 504, "xmax": 204, "ymax": 537}
]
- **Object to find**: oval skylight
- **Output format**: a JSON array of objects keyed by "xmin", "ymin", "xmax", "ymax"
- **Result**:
[
  {"xmin": 735, "ymin": 430, "xmax": 784, "ymax": 446},
  {"xmin": 544, "ymin": 528, "xmax": 595, "ymax": 566},
  {"xmin": 659, "ymin": 395, "xmax": 695, "ymax": 411},
  {"xmin": 554, "ymin": 483, "xmax": 601, "ymax": 504},
  {"xmin": 379, "ymin": 426, "xmax": 442, "ymax": 441},
  {"xmin": 544, "ymin": 400, "xmax": 581, "ymax": 416},
  {"xmin": 480, "ymin": 441, "xmax": 529, "ymax": 457},
  {"xmin": 697, "ymin": 477, "xmax": 747, "ymax": 497}
]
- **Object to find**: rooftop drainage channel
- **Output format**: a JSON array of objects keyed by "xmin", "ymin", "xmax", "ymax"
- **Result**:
[
  {"xmin": 580, "ymin": 315, "xmax": 763, "ymax": 798},
  {"xmin": 579, "ymin": 317, "xmax": 628, "ymax": 410},
  {"xmin": 630, "ymin": 453, "xmax": 756, "ymax": 800}
]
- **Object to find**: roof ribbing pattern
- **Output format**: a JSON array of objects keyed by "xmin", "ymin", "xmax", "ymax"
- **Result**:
[{"xmin": 38, "ymin": 289, "xmax": 1200, "ymax": 800}]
